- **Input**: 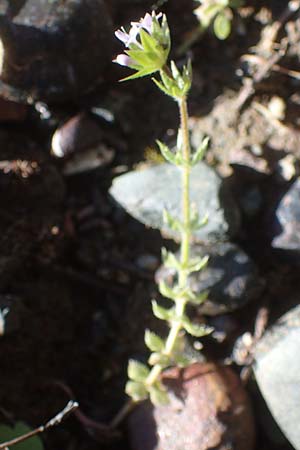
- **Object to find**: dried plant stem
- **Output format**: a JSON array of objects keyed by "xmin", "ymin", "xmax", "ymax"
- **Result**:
[
  {"xmin": 109, "ymin": 399, "xmax": 135, "ymax": 429},
  {"xmin": 0, "ymin": 401, "xmax": 78, "ymax": 450}
]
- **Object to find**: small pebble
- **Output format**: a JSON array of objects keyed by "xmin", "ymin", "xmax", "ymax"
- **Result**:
[
  {"xmin": 276, "ymin": 154, "xmax": 296, "ymax": 182},
  {"xmin": 63, "ymin": 145, "xmax": 114, "ymax": 175},
  {"xmin": 268, "ymin": 96, "xmax": 286, "ymax": 121},
  {"xmin": 51, "ymin": 114, "xmax": 103, "ymax": 158}
]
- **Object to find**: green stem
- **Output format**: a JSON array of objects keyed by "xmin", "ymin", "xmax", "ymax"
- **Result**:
[
  {"xmin": 145, "ymin": 95, "xmax": 191, "ymax": 389},
  {"xmin": 178, "ymin": 96, "xmax": 191, "ymax": 279}
]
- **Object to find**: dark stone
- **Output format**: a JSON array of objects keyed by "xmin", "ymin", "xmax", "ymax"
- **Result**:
[
  {"xmin": 109, "ymin": 163, "xmax": 240, "ymax": 244},
  {"xmin": 155, "ymin": 242, "xmax": 264, "ymax": 315},
  {"xmin": 51, "ymin": 113, "xmax": 103, "ymax": 158},
  {"xmin": 0, "ymin": 0, "xmax": 113, "ymax": 103},
  {"xmin": 51, "ymin": 113, "xmax": 115, "ymax": 174},
  {"xmin": 271, "ymin": 179, "xmax": 300, "ymax": 251},
  {"xmin": 128, "ymin": 363, "xmax": 255, "ymax": 450},
  {"xmin": 254, "ymin": 305, "xmax": 300, "ymax": 449}
]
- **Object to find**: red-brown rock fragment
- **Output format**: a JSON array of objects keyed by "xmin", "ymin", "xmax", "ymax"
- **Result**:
[{"xmin": 128, "ymin": 362, "xmax": 255, "ymax": 450}]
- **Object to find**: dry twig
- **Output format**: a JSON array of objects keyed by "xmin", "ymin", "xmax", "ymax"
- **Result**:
[{"xmin": 0, "ymin": 401, "xmax": 78, "ymax": 450}]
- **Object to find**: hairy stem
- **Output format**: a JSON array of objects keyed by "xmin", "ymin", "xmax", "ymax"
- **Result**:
[{"xmin": 145, "ymin": 96, "xmax": 191, "ymax": 389}]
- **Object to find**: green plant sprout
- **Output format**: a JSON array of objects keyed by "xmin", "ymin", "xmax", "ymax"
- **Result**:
[
  {"xmin": 194, "ymin": 0, "xmax": 244, "ymax": 40},
  {"xmin": 114, "ymin": 12, "xmax": 212, "ymax": 407}
]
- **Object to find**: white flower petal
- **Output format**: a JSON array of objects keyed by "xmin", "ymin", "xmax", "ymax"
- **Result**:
[
  {"xmin": 115, "ymin": 29, "xmax": 130, "ymax": 45},
  {"xmin": 113, "ymin": 54, "xmax": 134, "ymax": 67}
]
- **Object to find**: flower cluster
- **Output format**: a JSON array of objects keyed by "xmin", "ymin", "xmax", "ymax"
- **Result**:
[{"xmin": 114, "ymin": 12, "xmax": 170, "ymax": 80}]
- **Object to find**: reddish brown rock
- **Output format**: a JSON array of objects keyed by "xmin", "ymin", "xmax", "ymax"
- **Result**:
[{"xmin": 128, "ymin": 363, "xmax": 255, "ymax": 450}]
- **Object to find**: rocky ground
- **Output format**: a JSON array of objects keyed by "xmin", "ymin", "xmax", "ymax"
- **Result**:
[{"xmin": 0, "ymin": 1, "xmax": 300, "ymax": 449}]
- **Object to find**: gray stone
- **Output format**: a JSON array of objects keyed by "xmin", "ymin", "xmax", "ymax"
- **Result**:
[
  {"xmin": 109, "ymin": 163, "xmax": 240, "ymax": 244},
  {"xmin": 155, "ymin": 242, "xmax": 264, "ymax": 315},
  {"xmin": 272, "ymin": 179, "xmax": 300, "ymax": 251},
  {"xmin": 254, "ymin": 305, "xmax": 300, "ymax": 449}
]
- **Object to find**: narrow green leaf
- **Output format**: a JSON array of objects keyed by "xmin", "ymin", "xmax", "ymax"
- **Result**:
[
  {"xmin": 170, "ymin": 61, "xmax": 180, "ymax": 80},
  {"xmin": 182, "ymin": 318, "xmax": 213, "ymax": 337},
  {"xmin": 158, "ymin": 280, "xmax": 177, "ymax": 301},
  {"xmin": 139, "ymin": 29, "xmax": 158, "ymax": 54},
  {"xmin": 152, "ymin": 77, "xmax": 172, "ymax": 97},
  {"xmin": 188, "ymin": 290, "xmax": 209, "ymax": 305},
  {"xmin": 151, "ymin": 13, "xmax": 161, "ymax": 38},
  {"xmin": 161, "ymin": 15, "xmax": 171, "ymax": 49},
  {"xmin": 160, "ymin": 70, "xmax": 173, "ymax": 91},
  {"xmin": 125, "ymin": 381, "xmax": 148, "ymax": 401},
  {"xmin": 126, "ymin": 49, "xmax": 161, "ymax": 68},
  {"xmin": 149, "ymin": 384, "xmax": 169, "ymax": 405},
  {"xmin": 126, "ymin": 49, "xmax": 151, "ymax": 66},
  {"xmin": 121, "ymin": 67, "xmax": 157, "ymax": 82},
  {"xmin": 173, "ymin": 353, "xmax": 195, "ymax": 368},
  {"xmin": 191, "ymin": 136, "xmax": 209, "ymax": 166},
  {"xmin": 128, "ymin": 359, "xmax": 150, "ymax": 382},
  {"xmin": 159, "ymin": 284, "xmax": 198, "ymax": 304},
  {"xmin": 152, "ymin": 300, "xmax": 173, "ymax": 321},
  {"xmin": 213, "ymin": 12, "xmax": 231, "ymax": 40},
  {"xmin": 144, "ymin": 330, "xmax": 165, "ymax": 352},
  {"xmin": 179, "ymin": 286, "xmax": 196, "ymax": 301},
  {"xmin": 186, "ymin": 255, "xmax": 209, "ymax": 273},
  {"xmin": 174, "ymin": 152, "xmax": 186, "ymax": 167},
  {"xmin": 156, "ymin": 140, "xmax": 177, "ymax": 165},
  {"xmin": 148, "ymin": 352, "xmax": 170, "ymax": 367},
  {"xmin": 190, "ymin": 213, "xmax": 209, "ymax": 231},
  {"xmin": 161, "ymin": 248, "xmax": 181, "ymax": 271},
  {"xmin": 163, "ymin": 209, "xmax": 183, "ymax": 231}
]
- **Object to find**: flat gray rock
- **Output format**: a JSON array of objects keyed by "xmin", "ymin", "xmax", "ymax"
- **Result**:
[
  {"xmin": 254, "ymin": 305, "xmax": 300, "ymax": 449},
  {"xmin": 109, "ymin": 163, "xmax": 240, "ymax": 243},
  {"xmin": 156, "ymin": 242, "xmax": 264, "ymax": 315}
]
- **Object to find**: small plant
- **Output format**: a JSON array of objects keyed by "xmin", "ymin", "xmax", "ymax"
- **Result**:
[
  {"xmin": 114, "ymin": 12, "xmax": 212, "ymax": 406},
  {"xmin": 194, "ymin": 0, "xmax": 244, "ymax": 40}
]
